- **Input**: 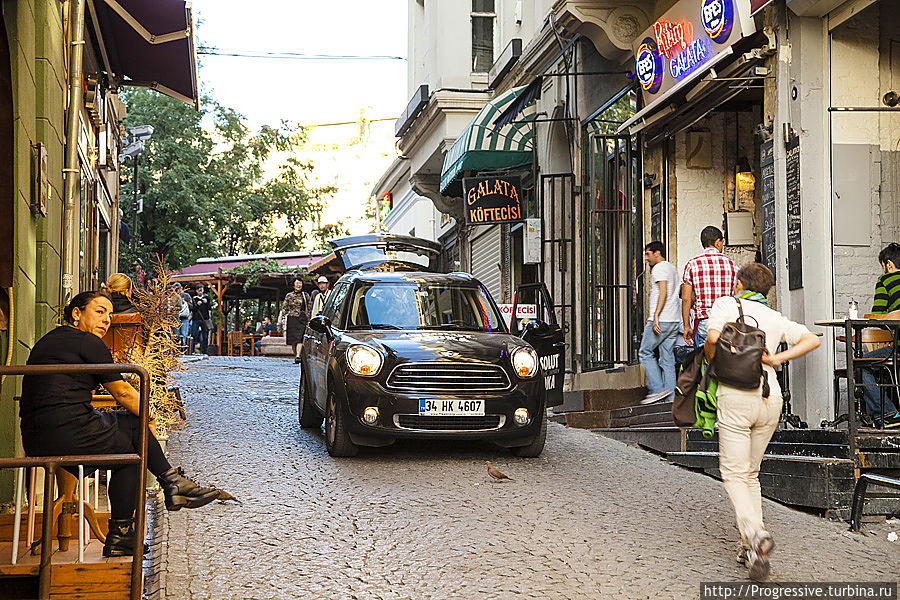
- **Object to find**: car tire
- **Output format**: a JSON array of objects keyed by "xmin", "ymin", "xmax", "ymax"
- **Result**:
[
  {"xmin": 324, "ymin": 386, "xmax": 358, "ymax": 457},
  {"xmin": 298, "ymin": 362, "xmax": 323, "ymax": 428},
  {"xmin": 511, "ymin": 411, "xmax": 546, "ymax": 457}
]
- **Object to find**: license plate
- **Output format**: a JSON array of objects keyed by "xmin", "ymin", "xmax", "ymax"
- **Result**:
[{"xmin": 418, "ymin": 399, "xmax": 485, "ymax": 416}]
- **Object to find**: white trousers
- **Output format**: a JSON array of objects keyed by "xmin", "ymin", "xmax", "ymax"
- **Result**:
[{"xmin": 717, "ymin": 385, "xmax": 782, "ymax": 547}]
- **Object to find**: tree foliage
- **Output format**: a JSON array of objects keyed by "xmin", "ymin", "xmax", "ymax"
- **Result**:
[{"xmin": 120, "ymin": 89, "xmax": 335, "ymax": 270}]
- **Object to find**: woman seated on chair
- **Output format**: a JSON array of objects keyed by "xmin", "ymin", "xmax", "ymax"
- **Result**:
[
  {"xmin": 20, "ymin": 291, "xmax": 219, "ymax": 558},
  {"xmin": 102, "ymin": 273, "xmax": 137, "ymax": 314}
]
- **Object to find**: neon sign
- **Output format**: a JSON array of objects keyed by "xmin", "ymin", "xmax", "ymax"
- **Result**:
[
  {"xmin": 635, "ymin": 37, "xmax": 664, "ymax": 94},
  {"xmin": 701, "ymin": 0, "xmax": 735, "ymax": 44},
  {"xmin": 653, "ymin": 20, "xmax": 694, "ymax": 59},
  {"xmin": 669, "ymin": 38, "xmax": 712, "ymax": 79}
]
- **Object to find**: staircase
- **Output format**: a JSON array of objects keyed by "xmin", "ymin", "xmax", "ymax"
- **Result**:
[{"xmin": 666, "ymin": 429, "xmax": 900, "ymax": 519}]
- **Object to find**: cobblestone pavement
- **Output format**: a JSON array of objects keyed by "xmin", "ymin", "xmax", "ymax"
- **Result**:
[{"xmin": 156, "ymin": 357, "xmax": 899, "ymax": 600}]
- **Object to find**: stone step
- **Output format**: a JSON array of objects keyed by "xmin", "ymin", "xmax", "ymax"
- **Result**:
[
  {"xmin": 593, "ymin": 426, "xmax": 684, "ymax": 454},
  {"xmin": 557, "ymin": 387, "xmax": 647, "ymax": 413},
  {"xmin": 563, "ymin": 411, "xmax": 611, "ymax": 429}
]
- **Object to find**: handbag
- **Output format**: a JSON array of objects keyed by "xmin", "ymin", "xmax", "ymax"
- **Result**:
[{"xmin": 710, "ymin": 298, "xmax": 770, "ymax": 397}]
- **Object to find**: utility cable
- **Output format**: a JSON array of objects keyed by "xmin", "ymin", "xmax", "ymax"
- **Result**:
[{"xmin": 197, "ymin": 48, "xmax": 407, "ymax": 61}]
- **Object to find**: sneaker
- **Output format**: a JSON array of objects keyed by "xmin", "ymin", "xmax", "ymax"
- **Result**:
[
  {"xmin": 641, "ymin": 391, "xmax": 670, "ymax": 405},
  {"xmin": 747, "ymin": 530, "xmax": 775, "ymax": 581},
  {"xmin": 879, "ymin": 412, "xmax": 900, "ymax": 429},
  {"xmin": 294, "ymin": 357, "xmax": 301, "ymax": 364}
]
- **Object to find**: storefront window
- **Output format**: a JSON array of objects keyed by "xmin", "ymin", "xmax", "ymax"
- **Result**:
[{"xmin": 582, "ymin": 89, "xmax": 641, "ymax": 370}]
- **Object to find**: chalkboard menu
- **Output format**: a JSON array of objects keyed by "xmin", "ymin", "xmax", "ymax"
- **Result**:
[
  {"xmin": 786, "ymin": 135, "xmax": 802, "ymax": 290},
  {"xmin": 760, "ymin": 139, "xmax": 775, "ymax": 274},
  {"xmin": 650, "ymin": 185, "xmax": 662, "ymax": 243}
]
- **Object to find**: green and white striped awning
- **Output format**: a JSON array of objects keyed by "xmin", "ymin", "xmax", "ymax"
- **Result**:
[{"xmin": 440, "ymin": 85, "xmax": 536, "ymax": 193}]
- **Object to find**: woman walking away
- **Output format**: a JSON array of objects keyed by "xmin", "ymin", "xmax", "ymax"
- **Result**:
[
  {"xmin": 103, "ymin": 273, "xmax": 137, "ymax": 313},
  {"xmin": 284, "ymin": 277, "xmax": 311, "ymax": 364},
  {"xmin": 705, "ymin": 263, "xmax": 820, "ymax": 580},
  {"xmin": 20, "ymin": 291, "xmax": 221, "ymax": 557}
]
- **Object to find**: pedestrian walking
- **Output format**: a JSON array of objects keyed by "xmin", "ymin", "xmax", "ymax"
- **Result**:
[
  {"xmin": 638, "ymin": 241, "xmax": 680, "ymax": 404},
  {"xmin": 284, "ymin": 277, "xmax": 311, "ymax": 364},
  {"xmin": 311, "ymin": 276, "xmax": 331, "ymax": 316},
  {"xmin": 705, "ymin": 263, "xmax": 820, "ymax": 580},
  {"xmin": 191, "ymin": 284, "xmax": 211, "ymax": 355},
  {"xmin": 681, "ymin": 226, "xmax": 738, "ymax": 347}
]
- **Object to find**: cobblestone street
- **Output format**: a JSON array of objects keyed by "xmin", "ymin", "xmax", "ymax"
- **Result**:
[{"xmin": 154, "ymin": 357, "xmax": 899, "ymax": 599}]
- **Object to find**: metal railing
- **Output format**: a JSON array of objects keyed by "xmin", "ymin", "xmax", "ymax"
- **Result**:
[{"xmin": 0, "ymin": 363, "xmax": 149, "ymax": 600}]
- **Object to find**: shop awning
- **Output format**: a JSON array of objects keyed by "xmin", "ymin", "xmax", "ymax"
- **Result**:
[
  {"xmin": 440, "ymin": 85, "xmax": 536, "ymax": 194},
  {"xmin": 88, "ymin": 0, "xmax": 198, "ymax": 108}
]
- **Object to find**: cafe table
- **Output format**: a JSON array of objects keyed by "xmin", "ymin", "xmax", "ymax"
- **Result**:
[{"xmin": 813, "ymin": 318, "xmax": 900, "ymax": 440}]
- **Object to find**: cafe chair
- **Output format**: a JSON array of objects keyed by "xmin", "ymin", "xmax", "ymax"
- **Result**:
[
  {"xmin": 226, "ymin": 331, "xmax": 243, "ymax": 357},
  {"xmin": 830, "ymin": 328, "xmax": 898, "ymax": 428}
]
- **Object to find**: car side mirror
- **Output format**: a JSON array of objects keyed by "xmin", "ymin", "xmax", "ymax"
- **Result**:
[{"xmin": 309, "ymin": 315, "xmax": 332, "ymax": 336}]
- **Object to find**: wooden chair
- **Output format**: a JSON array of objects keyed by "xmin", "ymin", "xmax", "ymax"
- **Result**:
[
  {"xmin": 101, "ymin": 313, "xmax": 142, "ymax": 362},
  {"xmin": 833, "ymin": 328, "xmax": 898, "ymax": 427},
  {"xmin": 226, "ymin": 331, "xmax": 243, "ymax": 356}
]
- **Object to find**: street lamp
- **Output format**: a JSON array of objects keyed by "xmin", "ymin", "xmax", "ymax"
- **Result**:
[{"xmin": 119, "ymin": 125, "xmax": 154, "ymax": 249}]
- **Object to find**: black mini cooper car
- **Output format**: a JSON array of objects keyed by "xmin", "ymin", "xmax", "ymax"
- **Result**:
[{"xmin": 297, "ymin": 234, "xmax": 564, "ymax": 457}]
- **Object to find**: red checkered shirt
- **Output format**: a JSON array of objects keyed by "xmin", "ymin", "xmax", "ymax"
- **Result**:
[{"xmin": 681, "ymin": 248, "xmax": 738, "ymax": 320}]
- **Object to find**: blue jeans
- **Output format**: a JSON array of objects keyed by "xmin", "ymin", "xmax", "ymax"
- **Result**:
[
  {"xmin": 639, "ymin": 321, "xmax": 679, "ymax": 394},
  {"xmin": 859, "ymin": 346, "xmax": 900, "ymax": 417},
  {"xmin": 191, "ymin": 320, "xmax": 209, "ymax": 354},
  {"xmin": 694, "ymin": 318, "xmax": 709, "ymax": 348}
]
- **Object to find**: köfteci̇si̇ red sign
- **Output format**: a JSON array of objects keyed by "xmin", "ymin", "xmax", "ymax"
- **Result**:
[{"xmin": 463, "ymin": 175, "xmax": 524, "ymax": 226}]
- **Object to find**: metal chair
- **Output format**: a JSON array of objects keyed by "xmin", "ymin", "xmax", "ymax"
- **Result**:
[{"xmin": 828, "ymin": 328, "xmax": 898, "ymax": 428}]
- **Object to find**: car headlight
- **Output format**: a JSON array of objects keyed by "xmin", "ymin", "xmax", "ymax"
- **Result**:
[
  {"xmin": 346, "ymin": 344, "xmax": 383, "ymax": 376},
  {"xmin": 511, "ymin": 346, "xmax": 538, "ymax": 378}
]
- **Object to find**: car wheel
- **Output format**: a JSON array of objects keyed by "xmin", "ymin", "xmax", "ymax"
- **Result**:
[
  {"xmin": 511, "ymin": 410, "xmax": 546, "ymax": 457},
  {"xmin": 324, "ymin": 386, "xmax": 358, "ymax": 457},
  {"xmin": 298, "ymin": 362, "xmax": 323, "ymax": 428}
]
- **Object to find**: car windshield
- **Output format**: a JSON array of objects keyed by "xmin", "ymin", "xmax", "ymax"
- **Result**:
[{"xmin": 346, "ymin": 282, "xmax": 504, "ymax": 332}]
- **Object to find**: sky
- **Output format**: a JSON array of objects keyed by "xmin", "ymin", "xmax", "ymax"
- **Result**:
[{"xmin": 190, "ymin": 0, "xmax": 409, "ymax": 129}]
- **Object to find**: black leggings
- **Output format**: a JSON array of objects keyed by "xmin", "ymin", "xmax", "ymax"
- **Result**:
[{"xmin": 106, "ymin": 413, "xmax": 172, "ymax": 519}]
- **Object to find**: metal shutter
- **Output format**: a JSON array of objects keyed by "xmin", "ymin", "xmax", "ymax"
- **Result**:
[{"xmin": 470, "ymin": 225, "xmax": 502, "ymax": 300}]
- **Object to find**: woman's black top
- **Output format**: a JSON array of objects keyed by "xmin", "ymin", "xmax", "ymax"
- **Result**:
[
  {"xmin": 20, "ymin": 326, "xmax": 124, "ymax": 454},
  {"xmin": 110, "ymin": 292, "xmax": 136, "ymax": 313}
]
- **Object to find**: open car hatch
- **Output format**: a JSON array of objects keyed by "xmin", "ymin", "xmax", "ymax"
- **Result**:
[{"xmin": 328, "ymin": 234, "xmax": 442, "ymax": 272}]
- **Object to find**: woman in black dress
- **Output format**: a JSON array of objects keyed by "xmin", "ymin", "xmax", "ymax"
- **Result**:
[
  {"xmin": 102, "ymin": 273, "xmax": 137, "ymax": 313},
  {"xmin": 21, "ymin": 291, "xmax": 219, "ymax": 557},
  {"xmin": 283, "ymin": 277, "xmax": 310, "ymax": 364}
]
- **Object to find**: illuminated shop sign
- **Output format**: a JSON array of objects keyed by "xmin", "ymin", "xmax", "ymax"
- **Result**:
[
  {"xmin": 636, "ymin": 37, "xmax": 664, "ymax": 94},
  {"xmin": 653, "ymin": 20, "xmax": 693, "ymax": 58},
  {"xmin": 701, "ymin": 0, "xmax": 735, "ymax": 43},
  {"xmin": 462, "ymin": 175, "xmax": 524, "ymax": 226},
  {"xmin": 669, "ymin": 38, "xmax": 712, "ymax": 79},
  {"xmin": 632, "ymin": 0, "xmax": 753, "ymax": 102}
]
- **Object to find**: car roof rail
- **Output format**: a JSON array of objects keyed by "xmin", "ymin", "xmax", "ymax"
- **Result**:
[{"xmin": 448, "ymin": 272, "xmax": 473, "ymax": 279}]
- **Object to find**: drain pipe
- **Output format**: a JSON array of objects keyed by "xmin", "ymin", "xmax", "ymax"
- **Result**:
[{"xmin": 62, "ymin": 0, "xmax": 86, "ymax": 298}]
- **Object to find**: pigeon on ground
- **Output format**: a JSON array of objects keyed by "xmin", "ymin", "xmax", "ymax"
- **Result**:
[{"xmin": 486, "ymin": 461, "xmax": 512, "ymax": 482}]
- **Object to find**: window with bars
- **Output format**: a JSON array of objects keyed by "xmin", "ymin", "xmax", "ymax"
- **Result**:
[{"xmin": 472, "ymin": 0, "xmax": 495, "ymax": 73}]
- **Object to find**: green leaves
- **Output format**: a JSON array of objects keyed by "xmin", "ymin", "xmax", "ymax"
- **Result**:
[{"xmin": 120, "ymin": 89, "xmax": 334, "ymax": 269}]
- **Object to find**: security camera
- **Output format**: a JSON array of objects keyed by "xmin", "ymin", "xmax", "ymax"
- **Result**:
[
  {"xmin": 119, "ymin": 140, "xmax": 144, "ymax": 162},
  {"xmin": 128, "ymin": 125, "xmax": 154, "ymax": 141}
]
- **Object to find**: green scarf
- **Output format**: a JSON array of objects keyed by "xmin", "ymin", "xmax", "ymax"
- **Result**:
[{"xmin": 736, "ymin": 291, "xmax": 768, "ymax": 305}]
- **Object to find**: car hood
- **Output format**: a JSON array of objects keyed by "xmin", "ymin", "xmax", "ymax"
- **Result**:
[{"xmin": 346, "ymin": 330, "xmax": 528, "ymax": 364}]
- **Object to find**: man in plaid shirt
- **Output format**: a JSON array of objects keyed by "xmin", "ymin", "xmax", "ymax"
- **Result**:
[{"xmin": 681, "ymin": 226, "xmax": 738, "ymax": 346}]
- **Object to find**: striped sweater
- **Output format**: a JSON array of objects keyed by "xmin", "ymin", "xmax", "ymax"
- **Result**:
[{"xmin": 872, "ymin": 271, "xmax": 900, "ymax": 313}]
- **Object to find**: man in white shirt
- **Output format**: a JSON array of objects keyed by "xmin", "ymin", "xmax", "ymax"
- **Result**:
[{"xmin": 639, "ymin": 241, "xmax": 681, "ymax": 404}]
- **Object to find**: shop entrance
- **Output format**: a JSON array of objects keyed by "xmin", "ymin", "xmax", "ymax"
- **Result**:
[
  {"xmin": 584, "ymin": 134, "xmax": 642, "ymax": 369},
  {"xmin": 540, "ymin": 173, "xmax": 575, "ymax": 374}
]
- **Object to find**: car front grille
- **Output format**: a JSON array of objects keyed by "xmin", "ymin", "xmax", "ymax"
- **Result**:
[
  {"xmin": 386, "ymin": 362, "xmax": 511, "ymax": 393},
  {"xmin": 394, "ymin": 414, "xmax": 505, "ymax": 431}
]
